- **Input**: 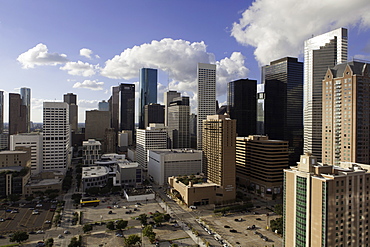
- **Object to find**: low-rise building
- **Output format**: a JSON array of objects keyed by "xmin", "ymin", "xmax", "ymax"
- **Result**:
[
  {"xmin": 148, "ymin": 149, "xmax": 202, "ymax": 185},
  {"xmin": 114, "ymin": 161, "xmax": 142, "ymax": 188},
  {"xmin": 82, "ymin": 139, "xmax": 101, "ymax": 165},
  {"xmin": 82, "ymin": 166, "xmax": 109, "ymax": 191}
]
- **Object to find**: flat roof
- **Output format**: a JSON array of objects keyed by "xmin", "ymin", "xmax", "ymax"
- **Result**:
[
  {"xmin": 82, "ymin": 166, "xmax": 109, "ymax": 178},
  {"xmin": 150, "ymin": 149, "xmax": 201, "ymax": 155}
]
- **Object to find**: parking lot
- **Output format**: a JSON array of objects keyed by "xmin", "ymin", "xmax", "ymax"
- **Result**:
[{"xmin": 0, "ymin": 202, "xmax": 55, "ymax": 235}]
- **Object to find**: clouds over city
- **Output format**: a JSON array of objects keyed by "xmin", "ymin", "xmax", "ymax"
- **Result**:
[
  {"xmin": 17, "ymin": 43, "xmax": 68, "ymax": 68},
  {"xmin": 231, "ymin": 0, "xmax": 370, "ymax": 65},
  {"xmin": 73, "ymin": 80, "xmax": 104, "ymax": 91},
  {"xmin": 60, "ymin": 61, "xmax": 98, "ymax": 77}
]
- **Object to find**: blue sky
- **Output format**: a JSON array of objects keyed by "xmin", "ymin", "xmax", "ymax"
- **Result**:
[{"xmin": 1, "ymin": 0, "xmax": 370, "ymax": 123}]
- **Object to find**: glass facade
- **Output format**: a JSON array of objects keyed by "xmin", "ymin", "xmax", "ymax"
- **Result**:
[
  {"xmin": 119, "ymin": 83, "xmax": 135, "ymax": 135},
  {"xmin": 139, "ymin": 68, "xmax": 158, "ymax": 129},
  {"xmin": 296, "ymin": 176, "xmax": 307, "ymax": 247}
]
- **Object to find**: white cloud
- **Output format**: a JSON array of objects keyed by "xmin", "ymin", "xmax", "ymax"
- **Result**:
[
  {"xmin": 60, "ymin": 61, "xmax": 98, "ymax": 77},
  {"xmin": 17, "ymin": 43, "xmax": 68, "ymax": 68},
  {"xmin": 77, "ymin": 99, "xmax": 100, "ymax": 109},
  {"xmin": 231, "ymin": 0, "xmax": 370, "ymax": 65},
  {"xmin": 101, "ymin": 38, "xmax": 249, "ymax": 113},
  {"xmin": 80, "ymin": 48, "xmax": 93, "ymax": 59},
  {"xmin": 73, "ymin": 80, "xmax": 104, "ymax": 91}
]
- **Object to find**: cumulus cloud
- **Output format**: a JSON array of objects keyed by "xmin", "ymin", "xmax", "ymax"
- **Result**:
[
  {"xmin": 60, "ymin": 61, "xmax": 98, "ymax": 77},
  {"xmin": 17, "ymin": 43, "xmax": 68, "ymax": 68},
  {"xmin": 231, "ymin": 0, "xmax": 370, "ymax": 65},
  {"xmin": 80, "ymin": 48, "xmax": 94, "ymax": 59},
  {"xmin": 78, "ymin": 99, "xmax": 100, "ymax": 109},
  {"xmin": 73, "ymin": 80, "xmax": 104, "ymax": 90},
  {"xmin": 101, "ymin": 38, "xmax": 249, "ymax": 113}
]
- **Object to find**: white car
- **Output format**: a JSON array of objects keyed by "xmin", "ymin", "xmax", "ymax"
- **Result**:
[
  {"xmin": 189, "ymin": 206, "xmax": 197, "ymax": 209},
  {"xmin": 36, "ymin": 204, "xmax": 42, "ymax": 208},
  {"xmin": 36, "ymin": 230, "xmax": 44, "ymax": 234}
]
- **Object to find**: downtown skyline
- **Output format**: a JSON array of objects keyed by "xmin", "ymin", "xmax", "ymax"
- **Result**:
[{"xmin": 1, "ymin": 0, "xmax": 370, "ymax": 122}]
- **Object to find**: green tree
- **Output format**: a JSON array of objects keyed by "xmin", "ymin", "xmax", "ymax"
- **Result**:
[
  {"xmin": 137, "ymin": 213, "xmax": 148, "ymax": 226},
  {"xmin": 9, "ymin": 231, "xmax": 29, "ymax": 243},
  {"xmin": 270, "ymin": 217, "xmax": 283, "ymax": 234},
  {"xmin": 71, "ymin": 194, "xmax": 82, "ymax": 204},
  {"xmin": 7, "ymin": 194, "xmax": 21, "ymax": 202},
  {"xmin": 106, "ymin": 221, "xmax": 115, "ymax": 230},
  {"xmin": 68, "ymin": 236, "xmax": 82, "ymax": 247},
  {"xmin": 274, "ymin": 204, "xmax": 283, "ymax": 215},
  {"xmin": 171, "ymin": 244, "xmax": 179, "ymax": 247},
  {"xmin": 142, "ymin": 225, "xmax": 156, "ymax": 243},
  {"xmin": 124, "ymin": 234, "xmax": 141, "ymax": 247},
  {"xmin": 45, "ymin": 237, "xmax": 54, "ymax": 247},
  {"xmin": 83, "ymin": 224, "xmax": 93, "ymax": 233},
  {"xmin": 153, "ymin": 214, "xmax": 164, "ymax": 226},
  {"xmin": 116, "ymin": 220, "xmax": 128, "ymax": 230}
]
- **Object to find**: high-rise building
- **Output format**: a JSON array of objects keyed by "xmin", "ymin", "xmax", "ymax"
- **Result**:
[
  {"xmin": 227, "ymin": 78, "xmax": 257, "ymax": 137},
  {"xmin": 189, "ymin": 113, "xmax": 197, "ymax": 149},
  {"xmin": 63, "ymin": 93, "xmax": 78, "ymax": 133},
  {"xmin": 144, "ymin": 103, "xmax": 164, "ymax": 128},
  {"xmin": 136, "ymin": 124, "xmax": 167, "ymax": 170},
  {"xmin": 109, "ymin": 86, "xmax": 120, "ymax": 132},
  {"xmin": 85, "ymin": 110, "xmax": 111, "ymax": 142},
  {"xmin": 20, "ymin": 87, "xmax": 31, "ymax": 133},
  {"xmin": 304, "ymin": 28, "xmax": 348, "ymax": 161},
  {"xmin": 284, "ymin": 153, "xmax": 370, "ymax": 247},
  {"xmin": 168, "ymin": 96, "xmax": 190, "ymax": 148},
  {"xmin": 259, "ymin": 57, "xmax": 303, "ymax": 165},
  {"xmin": 98, "ymin": 100, "xmax": 109, "ymax": 111},
  {"xmin": 164, "ymin": 91, "xmax": 181, "ymax": 126},
  {"xmin": 197, "ymin": 63, "xmax": 216, "ymax": 150},
  {"xmin": 43, "ymin": 102, "xmax": 71, "ymax": 172},
  {"xmin": 0, "ymin": 91, "xmax": 3, "ymax": 133},
  {"xmin": 322, "ymin": 61, "xmax": 370, "ymax": 165},
  {"xmin": 139, "ymin": 68, "xmax": 157, "ymax": 129},
  {"xmin": 202, "ymin": 114, "xmax": 236, "ymax": 202},
  {"xmin": 9, "ymin": 93, "xmax": 27, "ymax": 135},
  {"xmin": 236, "ymin": 135, "xmax": 288, "ymax": 199},
  {"xmin": 118, "ymin": 83, "xmax": 135, "ymax": 135}
]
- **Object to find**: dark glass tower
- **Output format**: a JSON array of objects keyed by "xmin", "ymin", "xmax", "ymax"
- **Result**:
[
  {"xmin": 227, "ymin": 79, "xmax": 257, "ymax": 137},
  {"xmin": 258, "ymin": 57, "xmax": 303, "ymax": 165},
  {"xmin": 9, "ymin": 93, "xmax": 27, "ymax": 135},
  {"xmin": 63, "ymin": 93, "xmax": 78, "ymax": 132},
  {"xmin": 118, "ymin": 83, "xmax": 135, "ymax": 134},
  {"xmin": 139, "ymin": 68, "xmax": 157, "ymax": 129},
  {"xmin": 20, "ymin": 88, "xmax": 31, "ymax": 132}
]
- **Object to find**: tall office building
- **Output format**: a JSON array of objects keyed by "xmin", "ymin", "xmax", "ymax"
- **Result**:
[
  {"xmin": 20, "ymin": 87, "xmax": 31, "ymax": 133},
  {"xmin": 236, "ymin": 135, "xmax": 288, "ymax": 199},
  {"xmin": 168, "ymin": 96, "xmax": 190, "ymax": 148},
  {"xmin": 304, "ymin": 28, "xmax": 348, "ymax": 161},
  {"xmin": 259, "ymin": 57, "xmax": 303, "ymax": 165},
  {"xmin": 197, "ymin": 63, "xmax": 216, "ymax": 150},
  {"xmin": 202, "ymin": 114, "xmax": 236, "ymax": 202},
  {"xmin": 136, "ymin": 124, "xmax": 167, "ymax": 170},
  {"xmin": 43, "ymin": 102, "xmax": 71, "ymax": 172},
  {"xmin": 144, "ymin": 103, "xmax": 164, "ymax": 128},
  {"xmin": 164, "ymin": 91, "xmax": 181, "ymax": 126},
  {"xmin": 139, "ymin": 68, "xmax": 157, "ymax": 129},
  {"xmin": 9, "ymin": 93, "xmax": 27, "ymax": 135},
  {"xmin": 63, "ymin": 93, "xmax": 78, "ymax": 133},
  {"xmin": 85, "ymin": 110, "xmax": 111, "ymax": 141},
  {"xmin": 109, "ymin": 86, "xmax": 120, "ymax": 132},
  {"xmin": 0, "ymin": 91, "xmax": 3, "ymax": 134},
  {"xmin": 284, "ymin": 153, "xmax": 370, "ymax": 247},
  {"xmin": 118, "ymin": 83, "xmax": 135, "ymax": 134},
  {"xmin": 322, "ymin": 61, "xmax": 370, "ymax": 165},
  {"xmin": 98, "ymin": 100, "xmax": 109, "ymax": 111},
  {"xmin": 227, "ymin": 78, "xmax": 257, "ymax": 137}
]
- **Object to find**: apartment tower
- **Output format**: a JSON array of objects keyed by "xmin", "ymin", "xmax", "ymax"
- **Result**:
[
  {"xmin": 202, "ymin": 114, "xmax": 236, "ymax": 202},
  {"xmin": 197, "ymin": 63, "xmax": 216, "ymax": 150},
  {"xmin": 304, "ymin": 28, "xmax": 348, "ymax": 161},
  {"xmin": 139, "ymin": 68, "xmax": 158, "ymax": 129},
  {"xmin": 322, "ymin": 61, "xmax": 370, "ymax": 165}
]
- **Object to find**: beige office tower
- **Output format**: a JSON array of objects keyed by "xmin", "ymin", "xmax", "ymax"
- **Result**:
[
  {"xmin": 284, "ymin": 153, "xmax": 370, "ymax": 247},
  {"xmin": 202, "ymin": 114, "xmax": 236, "ymax": 202},
  {"xmin": 322, "ymin": 61, "xmax": 370, "ymax": 165}
]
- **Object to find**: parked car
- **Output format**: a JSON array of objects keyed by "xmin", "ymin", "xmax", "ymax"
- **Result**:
[
  {"xmin": 256, "ymin": 218, "xmax": 262, "ymax": 221},
  {"xmin": 189, "ymin": 205, "xmax": 197, "ymax": 209},
  {"xmin": 108, "ymin": 211, "xmax": 113, "ymax": 214},
  {"xmin": 229, "ymin": 229, "xmax": 237, "ymax": 233},
  {"xmin": 36, "ymin": 230, "xmax": 44, "ymax": 234},
  {"xmin": 64, "ymin": 230, "xmax": 70, "ymax": 234},
  {"xmin": 45, "ymin": 220, "xmax": 51, "ymax": 224},
  {"xmin": 58, "ymin": 234, "xmax": 63, "ymax": 238},
  {"xmin": 224, "ymin": 225, "xmax": 230, "ymax": 228}
]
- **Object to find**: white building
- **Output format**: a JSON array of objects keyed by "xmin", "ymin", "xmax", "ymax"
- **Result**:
[
  {"xmin": 148, "ymin": 149, "xmax": 202, "ymax": 185},
  {"xmin": 114, "ymin": 160, "xmax": 142, "ymax": 188},
  {"xmin": 82, "ymin": 166, "xmax": 109, "ymax": 191},
  {"xmin": 197, "ymin": 63, "xmax": 216, "ymax": 150},
  {"xmin": 136, "ymin": 124, "xmax": 168, "ymax": 170},
  {"xmin": 10, "ymin": 133, "xmax": 43, "ymax": 175},
  {"xmin": 82, "ymin": 139, "xmax": 101, "ymax": 165},
  {"xmin": 303, "ymin": 28, "xmax": 348, "ymax": 161},
  {"xmin": 42, "ymin": 102, "xmax": 71, "ymax": 172}
]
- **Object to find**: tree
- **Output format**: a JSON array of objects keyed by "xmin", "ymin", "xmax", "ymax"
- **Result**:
[
  {"xmin": 116, "ymin": 220, "xmax": 128, "ymax": 230},
  {"xmin": 68, "ymin": 236, "xmax": 82, "ymax": 247},
  {"xmin": 45, "ymin": 237, "xmax": 54, "ymax": 247},
  {"xmin": 7, "ymin": 194, "xmax": 21, "ymax": 202},
  {"xmin": 106, "ymin": 221, "xmax": 115, "ymax": 230},
  {"xmin": 142, "ymin": 225, "xmax": 156, "ymax": 243},
  {"xmin": 274, "ymin": 204, "xmax": 283, "ymax": 215},
  {"xmin": 124, "ymin": 234, "xmax": 141, "ymax": 247},
  {"xmin": 9, "ymin": 231, "xmax": 29, "ymax": 243},
  {"xmin": 83, "ymin": 224, "xmax": 93, "ymax": 233},
  {"xmin": 137, "ymin": 213, "xmax": 148, "ymax": 226},
  {"xmin": 72, "ymin": 194, "xmax": 82, "ymax": 204},
  {"xmin": 270, "ymin": 217, "xmax": 283, "ymax": 234},
  {"xmin": 153, "ymin": 214, "xmax": 164, "ymax": 226}
]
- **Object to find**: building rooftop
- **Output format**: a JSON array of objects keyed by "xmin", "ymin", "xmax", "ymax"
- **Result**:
[
  {"xmin": 26, "ymin": 178, "xmax": 62, "ymax": 186},
  {"xmin": 149, "ymin": 149, "xmax": 201, "ymax": 155},
  {"xmin": 82, "ymin": 166, "xmax": 109, "ymax": 178},
  {"xmin": 0, "ymin": 150, "xmax": 28, "ymax": 155}
]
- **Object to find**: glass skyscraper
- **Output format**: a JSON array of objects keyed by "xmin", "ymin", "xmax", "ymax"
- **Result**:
[
  {"xmin": 139, "ymin": 68, "xmax": 157, "ymax": 129},
  {"xmin": 20, "ymin": 87, "xmax": 31, "ymax": 132}
]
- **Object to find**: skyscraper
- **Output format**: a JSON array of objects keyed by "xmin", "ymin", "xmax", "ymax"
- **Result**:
[
  {"xmin": 109, "ymin": 86, "xmax": 120, "ymax": 132},
  {"xmin": 144, "ymin": 103, "xmax": 164, "ymax": 128},
  {"xmin": 139, "ymin": 68, "xmax": 158, "ymax": 129},
  {"xmin": 197, "ymin": 63, "xmax": 216, "ymax": 150},
  {"xmin": 9, "ymin": 93, "xmax": 27, "ymax": 135},
  {"xmin": 43, "ymin": 102, "xmax": 71, "ymax": 172},
  {"xmin": 164, "ymin": 91, "xmax": 180, "ymax": 126},
  {"xmin": 202, "ymin": 114, "xmax": 236, "ymax": 202},
  {"xmin": 20, "ymin": 87, "xmax": 31, "ymax": 132},
  {"xmin": 284, "ymin": 153, "xmax": 370, "ymax": 247},
  {"xmin": 98, "ymin": 100, "xmax": 109, "ymax": 111},
  {"xmin": 259, "ymin": 57, "xmax": 303, "ymax": 165},
  {"xmin": 304, "ymin": 28, "xmax": 348, "ymax": 161},
  {"xmin": 0, "ymin": 91, "xmax": 3, "ymax": 134},
  {"xmin": 168, "ymin": 96, "xmax": 190, "ymax": 148},
  {"xmin": 227, "ymin": 78, "xmax": 257, "ymax": 137},
  {"xmin": 63, "ymin": 93, "xmax": 78, "ymax": 133},
  {"xmin": 322, "ymin": 61, "xmax": 370, "ymax": 165},
  {"xmin": 118, "ymin": 83, "xmax": 135, "ymax": 135}
]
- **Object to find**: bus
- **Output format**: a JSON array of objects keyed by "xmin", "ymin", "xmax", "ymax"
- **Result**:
[{"xmin": 80, "ymin": 198, "xmax": 100, "ymax": 207}]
